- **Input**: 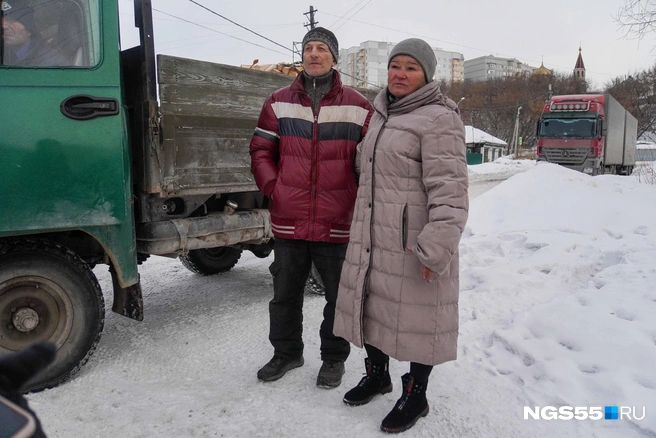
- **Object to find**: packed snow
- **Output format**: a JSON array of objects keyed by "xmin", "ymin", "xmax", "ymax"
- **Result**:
[
  {"xmin": 468, "ymin": 157, "xmax": 535, "ymax": 183},
  {"xmin": 26, "ymin": 160, "xmax": 656, "ymax": 438}
]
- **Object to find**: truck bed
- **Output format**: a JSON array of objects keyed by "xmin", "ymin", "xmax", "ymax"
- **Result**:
[{"xmin": 155, "ymin": 55, "xmax": 297, "ymax": 197}]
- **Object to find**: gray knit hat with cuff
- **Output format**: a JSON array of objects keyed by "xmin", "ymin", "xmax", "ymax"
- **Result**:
[
  {"xmin": 302, "ymin": 27, "xmax": 339, "ymax": 63},
  {"xmin": 388, "ymin": 38, "xmax": 437, "ymax": 83}
]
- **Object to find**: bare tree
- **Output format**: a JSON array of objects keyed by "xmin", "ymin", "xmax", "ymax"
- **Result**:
[
  {"xmin": 449, "ymin": 72, "xmax": 586, "ymax": 150},
  {"xmin": 605, "ymin": 66, "xmax": 656, "ymax": 137},
  {"xmin": 442, "ymin": 55, "xmax": 656, "ymax": 149},
  {"xmin": 615, "ymin": 0, "xmax": 656, "ymax": 42}
]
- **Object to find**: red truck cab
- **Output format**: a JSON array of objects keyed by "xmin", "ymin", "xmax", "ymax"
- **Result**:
[{"xmin": 537, "ymin": 94, "xmax": 636, "ymax": 175}]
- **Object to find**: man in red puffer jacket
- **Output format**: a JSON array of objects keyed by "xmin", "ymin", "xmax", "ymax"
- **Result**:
[{"xmin": 250, "ymin": 26, "xmax": 373, "ymax": 389}]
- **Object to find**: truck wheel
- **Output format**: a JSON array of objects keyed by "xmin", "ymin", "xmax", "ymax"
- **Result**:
[
  {"xmin": 305, "ymin": 263, "xmax": 326, "ymax": 295},
  {"xmin": 0, "ymin": 239, "xmax": 104, "ymax": 393},
  {"xmin": 180, "ymin": 247, "xmax": 243, "ymax": 275}
]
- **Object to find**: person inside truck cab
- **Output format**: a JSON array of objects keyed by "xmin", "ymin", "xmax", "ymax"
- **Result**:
[{"xmin": 1, "ymin": 0, "xmax": 68, "ymax": 66}]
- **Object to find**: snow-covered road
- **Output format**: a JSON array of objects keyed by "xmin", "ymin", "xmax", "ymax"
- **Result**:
[
  {"xmin": 28, "ymin": 160, "xmax": 656, "ymax": 438},
  {"xmin": 27, "ymin": 161, "xmax": 535, "ymax": 438}
]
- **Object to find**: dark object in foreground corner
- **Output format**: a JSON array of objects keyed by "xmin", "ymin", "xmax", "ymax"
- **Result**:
[{"xmin": 0, "ymin": 341, "xmax": 56, "ymax": 438}]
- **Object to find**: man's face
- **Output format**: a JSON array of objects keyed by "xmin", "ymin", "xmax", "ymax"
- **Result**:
[
  {"xmin": 2, "ymin": 16, "xmax": 31, "ymax": 48},
  {"xmin": 302, "ymin": 41, "xmax": 335, "ymax": 77}
]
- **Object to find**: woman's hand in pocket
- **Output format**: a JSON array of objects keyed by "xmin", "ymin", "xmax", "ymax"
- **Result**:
[{"xmin": 406, "ymin": 247, "xmax": 434, "ymax": 283}]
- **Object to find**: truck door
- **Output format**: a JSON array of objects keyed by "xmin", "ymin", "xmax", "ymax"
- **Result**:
[
  {"xmin": 0, "ymin": 0, "xmax": 141, "ymax": 392},
  {"xmin": 0, "ymin": 0, "xmax": 132, "ymax": 237}
]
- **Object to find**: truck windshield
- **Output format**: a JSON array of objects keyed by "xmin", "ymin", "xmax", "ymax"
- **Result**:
[{"xmin": 539, "ymin": 118, "xmax": 597, "ymax": 138}]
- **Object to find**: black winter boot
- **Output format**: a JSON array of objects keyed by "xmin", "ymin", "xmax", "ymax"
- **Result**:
[
  {"xmin": 380, "ymin": 373, "xmax": 429, "ymax": 433},
  {"xmin": 316, "ymin": 360, "xmax": 345, "ymax": 388},
  {"xmin": 257, "ymin": 355, "xmax": 304, "ymax": 382},
  {"xmin": 343, "ymin": 358, "xmax": 393, "ymax": 406}
]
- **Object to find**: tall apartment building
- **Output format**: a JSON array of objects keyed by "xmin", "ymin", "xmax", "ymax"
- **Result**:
[
  {"xmin": 337, "ymin": 40, "xmax": 464, "ymax": 90},
  {"xmin": 464, "ymin": 55, "xmax": 536, "ymax": 82}
]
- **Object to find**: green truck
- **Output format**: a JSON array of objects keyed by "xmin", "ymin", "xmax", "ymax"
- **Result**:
[{"xmin": 1, "ymin": 0, "xmax": 372, "ymax": 392}]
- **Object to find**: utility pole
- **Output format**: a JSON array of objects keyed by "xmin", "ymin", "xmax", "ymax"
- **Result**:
[
  {"xmin": 510, "ymin": 106, "xmax": 522, "ymax": 156},
  {"xmin": 547, "ymin": 83, "xmax": 553, "ymax": 102},
  {"xmin": 294, "ymin": 6, "xmax": 318, "ymax": 64},
  {"xmin": 292, "ymin": 42, "xmax": 302, "ymax": 64},
  {"xmin": 304, "ymin": 5, "xmax": 318, "ymax": 30}
]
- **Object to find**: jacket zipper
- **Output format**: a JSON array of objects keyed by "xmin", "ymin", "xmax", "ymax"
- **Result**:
[
  {"xmin": 359, "ymin": 112, "xmax": 387, "ymax": 343},
  {"xmin": 310, "ymin": 77, "xmax": 319, "ymax": 240}
]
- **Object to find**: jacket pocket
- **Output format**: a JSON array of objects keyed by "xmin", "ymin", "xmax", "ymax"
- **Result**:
[{"xmin": 400, "ymin": 203, "xmax": 408, "ymax": 251}]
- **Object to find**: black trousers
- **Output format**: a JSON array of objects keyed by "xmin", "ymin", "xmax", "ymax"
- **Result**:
[
  {"xmin": 364, "ymin": 344, "xmax": 433, "ymax": 384},
  {"xmin": 268, "ymin": 238, "xmax": 350, "ymax": 362}
]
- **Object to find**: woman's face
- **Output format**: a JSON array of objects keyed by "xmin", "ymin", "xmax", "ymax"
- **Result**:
[{"xmin": 387, "ymin": 55, "xmax": 427, "ymax": 99}]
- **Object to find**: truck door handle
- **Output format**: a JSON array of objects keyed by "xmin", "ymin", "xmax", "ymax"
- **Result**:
[{"xmin": 60, "ymin": 94, "xmax": 120, "ymax": 120}]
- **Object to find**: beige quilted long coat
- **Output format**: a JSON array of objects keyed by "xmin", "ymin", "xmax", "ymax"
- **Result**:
[{"xmin": 333, "ymin": 81, "xmax": 468, "ymax": 366}]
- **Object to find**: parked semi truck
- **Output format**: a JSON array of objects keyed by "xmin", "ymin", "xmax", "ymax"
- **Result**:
[
  {"xmin": 0, "ymin": 0, "xmax": 374, "ymax": 392},
  {"xmin": 536, "ymin": 94, "xmax": 637, "ymax": 175}
]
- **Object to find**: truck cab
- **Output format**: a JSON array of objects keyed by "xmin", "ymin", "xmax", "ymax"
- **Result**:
[
  {"xmin": 536, "ymin": 94, "xmax": 636, "ymax": 175},
  {"xmin": 536, "ymin": 95, "xmax": 605, "ymax": 174},
  {"xmin": 0, "ymin": 0, "xmax": 281, "ymax": 391}
]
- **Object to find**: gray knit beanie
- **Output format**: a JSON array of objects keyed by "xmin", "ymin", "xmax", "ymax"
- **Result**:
[
  {"xmin": 388, "ymin": 38, "xmax": 437, "ymax": 83},
  {"xmin": 302, "ymin": 27, "xmax": 339, "ymax": 63},
  {"xmin": 2, "ymin": 0, "xmax": 37, "ymax": 34}
]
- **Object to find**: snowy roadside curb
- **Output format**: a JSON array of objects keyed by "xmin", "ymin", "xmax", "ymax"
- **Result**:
[{"xmin": 468, "ymin": 158, "xmax": 536, "ymax": 183}]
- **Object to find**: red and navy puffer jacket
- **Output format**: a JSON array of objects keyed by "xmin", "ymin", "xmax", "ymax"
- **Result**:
[{"xmin": 250, "ymin": 72, "xmax": 373, "ymax": 243}]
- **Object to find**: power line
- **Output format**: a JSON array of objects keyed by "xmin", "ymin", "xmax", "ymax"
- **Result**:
[
  {"xmin": 134, "ymin": 0, "xmax": 382, "ymax": 89},
  {"xmin": 332, "ymin": 0, "xmax": 373, "ymax": 32},
  {"xmin": 149, "ymin": 4, "xmax": 290, "ymax": 57},
  {"xmin": 322, "ymin": 11, "xmax": 504, "ymax": 58},
  {"xmin": 337, "ymin": 69, "xmax": 384, "ymax": 90},
  {"xmin": 327, "ymin": 0, "xmax": 370, "ymax": 30},
  {"xmin": 157, "ymin": 23, "xmax": 299, "ymax": 50},
  {"xmin": 321, "ymin": 12, "xmax": 614, "ymax": 78},
  {"xmin": 188, "ymin": 0, "xmax": 295, "ymax": 54}
]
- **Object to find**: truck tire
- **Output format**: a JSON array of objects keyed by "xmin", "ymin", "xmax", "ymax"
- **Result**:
[
  {"xmin": 0, "ymin": 238, "xmax": 104, "ymax": 393},
  {"xmin": 305, "ymin": 263, "xmax": 326, "ymax": 295},
  {"xmin": 180, "ymin": 247, "xmax": 243, "ymax": 275}
]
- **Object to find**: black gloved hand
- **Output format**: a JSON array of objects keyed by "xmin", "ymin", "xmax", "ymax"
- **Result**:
[{"xmin": 0, "ymin": 341, "xmax": 56, "ymax": 438}]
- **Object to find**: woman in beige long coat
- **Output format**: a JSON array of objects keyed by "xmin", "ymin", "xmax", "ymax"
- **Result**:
[{"xmin": 333, "ymin": 38, "xmax": 468, "ymax": 433}]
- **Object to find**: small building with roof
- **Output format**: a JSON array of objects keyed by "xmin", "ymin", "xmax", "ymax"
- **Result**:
[
  {"xmin": 637, "ymin": 140, "xmax": 656, "ymax": 161},
  {"xmin": 465, "ymin": 125, "xmax": 508, "ymax": 164}
]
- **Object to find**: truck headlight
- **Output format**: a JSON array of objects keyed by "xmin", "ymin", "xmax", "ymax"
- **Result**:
[{"xmin": 583, "ymin": 167, "xmax": 593, "ymax": 174}]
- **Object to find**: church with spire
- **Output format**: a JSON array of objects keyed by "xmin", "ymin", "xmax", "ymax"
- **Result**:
[{"xmin": 574, "ymin": 46, "xmax": 586, "ymax": 80}]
